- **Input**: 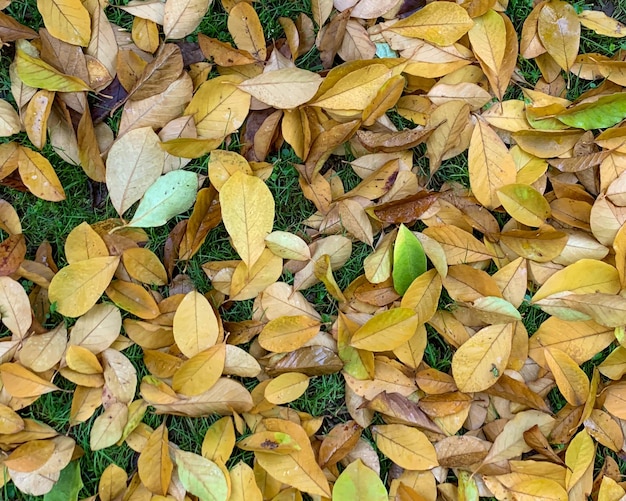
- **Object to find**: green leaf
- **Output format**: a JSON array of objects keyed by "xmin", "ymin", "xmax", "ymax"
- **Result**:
[
  {"xmin": 44, "ymin": 461, "xmax": 83, "ymax": 501},
  {"xmin": 556, "ymin": 93, "xmax": 626, "ymax": 130},
  {"xmin": 393, "ymin": 224, "xmax": 427, "ymax": 295},
  {"xmin": 332, "ymin": 460, "xmax": 387, "ymax": 501},
  {"xmin": 128, "ymin": 170, "xmax": 198, "ymax": 228},
  {"xmin": 174, "ymin": 450, "xmax": 229, "ymax": 501}
]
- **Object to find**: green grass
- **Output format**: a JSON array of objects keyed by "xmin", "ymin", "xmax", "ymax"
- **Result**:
[{"xmin": 3, "ymin": 0, "xmax": 626, "ymax": 498}]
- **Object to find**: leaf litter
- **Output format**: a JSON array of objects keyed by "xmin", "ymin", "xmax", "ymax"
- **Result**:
[{"xmin": 2, "ymin": 0, "xmax": 626, "ymax": 499}]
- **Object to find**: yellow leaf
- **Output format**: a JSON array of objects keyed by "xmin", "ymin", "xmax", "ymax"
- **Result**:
[
  {"xmin": 400, "ymin": 269, "xmax": 442, "ymax": 324},
  {"xmin": 372, "ymin": 424, "xmax": 438, "ymax": 470},
  {"xmin": 538, "ymin": 0, "xmax": 580, "ymax": 71},
  {"xmin": 202, "ymin": 416, "xmax": 236, "ymax": 463},
  {"xmin": 138, "ymin": 423, "xmax": 172, "ymax": 496},
  {"xmin": 24, "ymin": 89, "xmax": 53, "ymax": 150},
  {"xmin": 579, "ymin": 10, "xmax": 626, "ymax": 38},
  {"xmin": 65, "ymin": 345, "xmax": 103, "ymax": 374},
  {"xmin": 532, "ymin": 259, "xmax": 620, "ymax": 302},
  {"xmin": 497, "ymin": 184, "xmax": 551, "ymax": 227},
  {"xmin": 163, "ymin": 0, "xmax": 210, "ymax": 39},
  {"xmin": 65, "ymin": 222, "xmax": 109, "ymax": 263},
  {"xmin": 3, "ymin": 439, "xmax": 55, "ymax": 472},
  {"xmin": 452, "ymin": 323, "xmax": 514, "ymax": 393},
  {"xmin": 264, "ymin": 373, "xmax": 310, "ymax": 405},
  {"xmin": 544, "ymin": 347, "xmax": 590, "ymax": 406},
  {"xmin": 255, "ymin": 418, "xmax": 331, "ymax": 498},
  {"xmin": 48, "ymin": 256, "xmax": 120, "ymax": 318},
  {"xmin": 0, "ymin": 363, "xmax": 59, "ymax": 398},
  {"xmin": 172, "ymin": 343, "xmax": 226, "ymax": 396},
  {"xmin": 98, "ymin": 464, "xmax": 127, "ymax": 501},
  {"xmin": 258, "ymin": 315, "xmax": 321, "ymax": 353},
  {"xmin": 185, "ymin": 75, "xmax": 251, "ymax": 140},
  {"xmin": 105, "ymin": 280, "xmax": 160, "ymax": 320},
  {"xmin": 207, "ymin": 149, "xmax": 252, "ymax": 192},
  {"xmin": 468, "ymin": 120, "xmax": 517, "ymax": 210},
  {"xmin": 0, "ymin": 403, "xmax": 24, "ymax": 434},
  {"xmin": 122, "ymin": 247, "xmax": 168, "ymax": 286},
  {"xmin": 389, "ymin": 2, "xmax": 473, "ymax": 46},
  {"xmin": 18, "ymin": 145, "xmax": 65, "ymax": 202},
  {"xmin": 227, "ymin": 2, "xmax": 266, "ymax": 60},
  {"xmin": 350, "ymin": 308, "xmax": 419, "ymax": 352},
  {"xmin": 529, "ymin": 317, "xmax": 614, "ymax": 367},
  {"xmin": 37, "ymin": 0, "xmax": 91, "ymax": 46},
  {"xmin": 310, "ymin": 64, "xmax": 391, "ymax": 111},
  {"xmin": 90, "ymin": 402, "xmax": 128, "ymax": 451},
  {"xmin": 15, "ymin": 47, "xmax": 91, "ymax": 92},
  {"xmin": 468, "ymin": 9, "xmax": 506, "ymax": 75},
  {"xmin": 238, "ymin": 68, "xmax": 322, "ymax": 109},
  {"xmin": 229, "ymin": 462, "xmax": 262, "ymax": 501},
  {"xmin": 219, "ymin": 171, "xmax": 274, "ymax": 267},
  {"xmin": 565, "ymin": 430, "xmax": 595, "ymax": 490},
  {"xmin": 173, "ymin": 290, "xmax": 219, "ymax": 358}
]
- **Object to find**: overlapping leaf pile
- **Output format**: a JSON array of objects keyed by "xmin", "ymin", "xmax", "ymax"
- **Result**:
[{"xmin": 3, "ymin": 0, "xmax": 626, "ymax": 498}]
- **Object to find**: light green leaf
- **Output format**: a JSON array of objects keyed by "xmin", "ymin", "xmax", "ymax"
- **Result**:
[
  {"xmin": 44, "ymin": 461, "xmax": 82, "ymax": 501},
  {"xmin": 393, "ymin": 224, "xmax": 427, "ymax": 295},
  {"xmin": 332, "ymin": 460, "xmax": 387, "ymax": 501},
  {"xmin": 174, "ymin": 450, "xmax": 228, "ymax": 501},
  {"xmin": 128, "ymin": 170, "xmax": 198, "ymax": 228},
  {"xmin": 557, "ymin": 93, "xmax": 626, "ymax": 130}
]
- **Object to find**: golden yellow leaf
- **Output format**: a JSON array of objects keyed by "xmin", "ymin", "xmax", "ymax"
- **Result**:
[
  {"xmin": 121, "ymin": 247, "xmax": 168, "ymax": 286},
  {"xmin": 497, "ymin": 184, "xmax": 551, "ymax": 227},
  {"xmin": 310, "ymin": 64, "xmax": 391, "ymax": 111},
  {"xmin": 537, "ymin": 0, "xmax": 580, "ymax": 71},
  {"xmin": 529, "ymin": 317, "xmax": 614, "ymax": 367},
  {"xmin": 185, "ymin": 75, "xmax": 251, "ymax": 140},
  {"xmin": 48, "ymin": 256, "xmax": 119, "ymax": 318},
  {"xmin": 172, "ymin": 343, "xmax": 226, "ymax": 396},
  {"xmin": 258, "ymin": 315, "xmax": 321, "ymax": 353},
  {"xmin": 105, "ymin": 280, "xmax": 160, "ymax": 320},
  {"xmin": 207, "ymin": 149, "xmax": 252, "ymax": 191},
  {"xmin": 372, "ymin": 424, "xmax": 438, "ymax": 470},
  {"xmin": 3, "ymin": 439, "xmax": 56, "ymax": 473},
  {"xmin": 544, "ymin": 347, "xmax": 590, "ymax": 406},
  {"xmin": 202, "ymin": 416, "xmax": 236, "ymax": 463},
  {"xmin": 468, "ymin": 9, "xmax": 506, "ymax": 75},
  {"xmin": 24, "ymin": 89, "xmax": 53, "ymax": 150},
  {"xmin": 98, "ymin": 464, "xmax": 127, "ymax": 501},
  {"xmin": 238, "ymin": 68, "xmax": 322, "ymax": 109},
  {"xmin": 219, "ymin": 171, "xmax": 274, "ymax": 267},
  {"xmin": 532, "ymin": 259, "xmax": 620, "ymax": 302},
  {"xmin": 90, "ymin": 402, "xmax": 128, "ymax": 451},
  {"xmin": 264, "ymin": 372, "xmax": 310, "ymax": 405},
  {"xmin": 18, "ymin": 145, "xmax": 65, "ymax": 202},
  {"xmin": 255, "ymin": 418, "xmax": 331, "ymax": 498},
  {"xmin": 138, "ymin": 423, "xmax": 172, "ymax": 495},
  {"xmin": 15, "ymin": 47, "xmax": 91, "ymax": 92},
  {"xmin": 65, "ymin": 345, "xmax": 103, "ymax": 374},
  {"xmin": 0, "ymin": 403, "xmax": 24, "ymax": 434},
  {"xmin": 565, "ymin": 429, "xmax": 595, "ymax": 490},
  {"xmin": 229, "ymin": 462, "xmax": 263, "ymax": 501},
  {"xmin": 468, "ymin": 120, "xmax": 517, "ymax": 210},
  {"xmin": 65, "ymin": 222, "xmax": 109, "ymax": 264},
  {"xmin": 172, "ymin": 290, "xmax": 219, "ymax": 358},
  {"xmin": 389, "ymin": 2, "xmax": 473, "ymax": 46},
  {"xmin": 227, "ymin": 2, "xmax": 266, "ymax": 60},
  {"xmin": 350, "ymin": 308, "xmax": 419, "ymax": 352},
  {"xmin": 451, "ymin": 323, "xmax": 514, "ymax": 393},
  {"xmin": 37, "ymin": 0, "xmax": 91, "ymax": 46},
  {"xmin": 0, "ymin": 363, "xmax": 59, "ymax": 398}
]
